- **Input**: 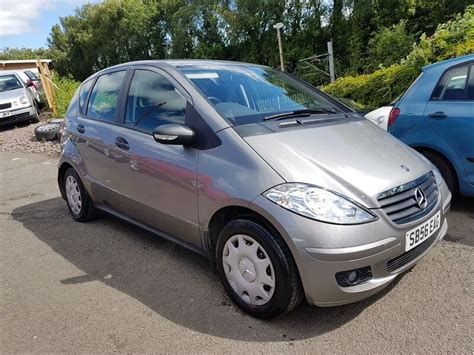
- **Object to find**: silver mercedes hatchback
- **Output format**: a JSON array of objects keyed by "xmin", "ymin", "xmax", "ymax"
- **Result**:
[{"xmin": 58, "ymin": 60, "xmax": 451, "ymax": 319}]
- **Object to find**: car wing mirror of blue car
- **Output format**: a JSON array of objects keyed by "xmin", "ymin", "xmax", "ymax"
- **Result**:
[{"xmin": 153, "ymin": 123, "xmax": 195, "ymax": 146}]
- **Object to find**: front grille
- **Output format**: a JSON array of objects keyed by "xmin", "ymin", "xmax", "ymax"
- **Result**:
[
  {"xmin": 377, "ymin": 172, "xmax": 438, "ymax": 224},
  {"xmin": 387, "ymin": 234, "xmax": 436, "ymax": 272},
  {"xmin": 0, "ymin": 102, "xmax": 12, "ymax": 110}
]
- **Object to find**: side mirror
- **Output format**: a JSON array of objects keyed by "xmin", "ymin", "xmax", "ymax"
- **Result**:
[
  {"xmin": 26, "ymin": 79, "xmax": 35, "ymax": 88},
  {"xmin": 153, "ymin": 123, "xmax": 195, "ymax": 146}
]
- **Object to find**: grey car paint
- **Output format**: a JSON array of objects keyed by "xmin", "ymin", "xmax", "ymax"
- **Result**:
[{"xmin": 58, "ymin": 60, "xmax": 451, "ymax": 307}]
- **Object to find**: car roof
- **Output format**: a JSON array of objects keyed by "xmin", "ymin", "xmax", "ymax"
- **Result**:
[
  {"xmin": 112, "ymin": 59, "xmax": 266, "ymax": 68},
  {"xmin": 422, "ymin": 54, "xmax": 474, "ymax": 72},
  {"xmin": 85, "ymin": 59, "xmax": 269, "ymax": 82}
]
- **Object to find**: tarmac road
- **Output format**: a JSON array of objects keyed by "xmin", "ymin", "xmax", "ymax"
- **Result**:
[{"xmin": 1, "ymin": 152, "xmax": 473, "ymax": 353}]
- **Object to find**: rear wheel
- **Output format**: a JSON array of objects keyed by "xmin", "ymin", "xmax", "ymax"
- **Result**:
[
  {"xmin": 216, "ymin": 218, "xmax": 303, "ymax": 319},
  {"xmin": 64, "ymin": 168, "xmax": 97, "ymax": 222},
  {"xmin": 421, "ymin": 151, "xmax": 457, "ymax": 196}
]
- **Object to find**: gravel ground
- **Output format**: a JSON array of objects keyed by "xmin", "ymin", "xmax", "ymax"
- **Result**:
[
  {"xmin": 0, "ymin": 152, "xmax": 473, "ymax": 353},
  {"xmin": 0, "ymin": 113, "xmax": 61, "ymax": 156}
]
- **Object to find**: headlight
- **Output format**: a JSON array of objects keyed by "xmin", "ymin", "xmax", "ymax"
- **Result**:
[
  {"xmin": 19, "ymin": 96, "xmax": 29, "ymax": 105},
  {"xmin": 263, "ymin": 183, "xmax": 377, "ymax": 224}
]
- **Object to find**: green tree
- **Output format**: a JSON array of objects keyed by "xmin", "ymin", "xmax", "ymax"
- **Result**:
[{"xmin": 367, "ymin": 21, "xmax": 414, "ymax": 70}]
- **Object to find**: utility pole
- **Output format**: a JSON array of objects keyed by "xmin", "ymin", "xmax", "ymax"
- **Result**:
[
  {"xmin": 327, "ymin": 41, "xmax": 335, "ymax": 83},
  {"xmin": 273, "ymin": 22, "xmax": 285, "ymax": 71}
]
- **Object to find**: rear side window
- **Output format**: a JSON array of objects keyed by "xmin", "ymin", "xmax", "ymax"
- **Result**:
[
  {"xmin": 432, "ymin": 65, "xmax": 469, "ymax": 101},
  {"xmin": 125, "ymin": 70, "xmax": 186, "ymax": 132},
  {"xmin": 87, "ymin": 71, "xmax": 126, "ymax": 121},
  {"xmin": 79, "ymin": 79, "xmax": 93, "ymax": 114}
]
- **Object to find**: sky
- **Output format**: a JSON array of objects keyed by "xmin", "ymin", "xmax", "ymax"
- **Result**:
[{"xmin": 0, "ymin": 0, "xmax": 100, "ymax": 49}]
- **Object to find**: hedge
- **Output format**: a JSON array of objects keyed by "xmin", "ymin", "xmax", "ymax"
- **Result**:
[
  {"xmin": 321, "ymin": 5, "xmax": 474, "ymax": 109},
  {"xmin": 52, "ymin": 74, "xmax": 80, "ymax": 118}
]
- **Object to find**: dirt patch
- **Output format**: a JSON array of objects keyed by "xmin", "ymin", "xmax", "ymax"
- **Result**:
[{"xmin": 0, "ymin": 112, "xmax": 61, "ymax": 156}]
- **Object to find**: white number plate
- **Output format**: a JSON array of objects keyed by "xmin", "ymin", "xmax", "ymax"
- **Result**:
[
  {"xmin": 0, "ymin": 111, "xmax": 11, "ymax": 118},
  {"xmin": 405, "ymin": 211, "xmax": 441, "ymax": 251}
]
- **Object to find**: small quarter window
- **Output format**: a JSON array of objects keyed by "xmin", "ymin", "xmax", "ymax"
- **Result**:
[{"xmin": 79, "ymin": 79, "xmax": 93, "ymax": 114}]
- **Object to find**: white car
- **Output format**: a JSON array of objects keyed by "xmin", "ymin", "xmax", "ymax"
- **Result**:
[
  {"xmin": 0, "ymin": 71, "xmax": 39, "ymax": 126},
  {"xmin": 365, "ymin": 106, "xmax": 392, "ymax": 130},
  {"xmin": 15, "ymin": 70, "xmax": 44, "ymax": 106}
]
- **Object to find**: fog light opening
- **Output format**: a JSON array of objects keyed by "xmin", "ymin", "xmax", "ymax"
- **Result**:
[
  {"xmin": 335, "ymin": 266, "xmax": 372, "ymax": 287},
  {"xmin": 347, "ymin": 270, "xmax": 360, "ymax": 285}
]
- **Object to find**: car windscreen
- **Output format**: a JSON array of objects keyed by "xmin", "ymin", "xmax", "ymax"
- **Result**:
[
  {"xmin": 178, "ymin": 65, "xmax": 343, "ymax": 126},
  {"xmin": 25, "ymin": 70, "xmax": 40, "ymax": 81},
  {"xmin": 0, "ymin": 75, "xmax": 23, "ymax": 92}
]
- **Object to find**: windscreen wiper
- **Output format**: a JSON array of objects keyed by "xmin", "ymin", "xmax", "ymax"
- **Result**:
[{"xmin": 263, "ymin": 108, "xmax": 337, "ymax": 121}]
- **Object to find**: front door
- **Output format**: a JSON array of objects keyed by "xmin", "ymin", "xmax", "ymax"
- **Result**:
[
  {"xmin": 110, "ymin": 68, "xmax": 200, "ymax": 248},
  {"xmin": 425, "ymin": 62, "xmax": 474, "ymax": 185}
]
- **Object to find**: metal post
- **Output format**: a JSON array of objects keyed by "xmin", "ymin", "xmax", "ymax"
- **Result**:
[
  {"xmin": 327, "ymin": 41, "xmax": 335, "ymax": 83},
  {"xmin": 273, "ymin": 23, "xmax": 285, "ymax": 71}
]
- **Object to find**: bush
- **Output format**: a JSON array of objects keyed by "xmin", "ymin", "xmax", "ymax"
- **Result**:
[
  {"xmin": 52, "ymin": 73, "xmax": 80, "ymax": 118},
  {"xmin": 322, "ymin": 5, "xmax": 474, "ymax": 108},
  {"xmin": 323, "ymin": 64, "xmax": 419, "ymax": 109}
]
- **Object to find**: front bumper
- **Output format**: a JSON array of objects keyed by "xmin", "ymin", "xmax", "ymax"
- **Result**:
[
  {"xmin": 250, "ymin": 181, "xmax": 452, "ymax": 306},
  {"xmin": 0, "ymin": 106, "xmax": 36, "ymax": 126}
]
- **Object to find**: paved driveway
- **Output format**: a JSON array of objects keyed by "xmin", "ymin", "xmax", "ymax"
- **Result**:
[{"xmin": 1, "ymin": 152, "xmax": 473, "ymax": 352}]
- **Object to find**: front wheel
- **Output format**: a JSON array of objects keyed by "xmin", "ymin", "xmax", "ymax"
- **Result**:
[{"xmin": 216, "ymin": 218, "xmax": 303, "ymax": 319}]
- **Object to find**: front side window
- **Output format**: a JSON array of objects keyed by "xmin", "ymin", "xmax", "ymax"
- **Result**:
[
  {"xmin": 125, "ymin": 70, "xmax": 186, "ymax": 132},
  {"xmin": 0, "ymin": 74, "xmax": 23, "ymax": 92},
  {"xmin": 432, "ymin": 65, "xmax": 469, "ymax": 101},
  {"xmin": 87, "ymin": 71, "xmax": 126, "ymax": 121},
  {"xmin": 178, "ymin": 65, "xmax": 343, "ymax": 126}
]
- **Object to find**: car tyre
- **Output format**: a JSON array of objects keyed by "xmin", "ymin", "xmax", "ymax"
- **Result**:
[
  {"xmin": 64, "ymin": 168, "xmax": 98, "ymax": 222},
  {"xmin": 216, "ymin": 218, "xmax": 303, "ymax": 319},
  {"xmin": 34, "ymin": 122, "xmax": 61, "ymax": 141},
  {"xmin": 422, "ymin": 151, "xmax": 458, "ymax": 196},
  {"xmin": 31, "ymin": 112, "xmax": 40, "ymax": 124},
  {"xmin": 30, "ymin": 101, "xmax": 40, "ymax": 123}
]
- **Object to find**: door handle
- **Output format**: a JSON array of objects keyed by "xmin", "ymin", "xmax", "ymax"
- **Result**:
[
  {"xmin": 428, "ymin": 111, "xmax": 447, "ymax": 120},
  {"xmin": 76, "ymin": 123, "xmax": 85, "ymax": 133},
  {"xmin": 115, "ymin": 136, "xmax": 130, "ymax": 150}
]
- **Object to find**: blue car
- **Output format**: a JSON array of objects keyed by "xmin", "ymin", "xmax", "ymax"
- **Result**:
[{"xmin": 389, "ymin": 54, "xmax": 474, "ymax": 197}]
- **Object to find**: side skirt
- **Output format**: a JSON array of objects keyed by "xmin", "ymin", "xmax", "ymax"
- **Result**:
[{"xmin": 95, "ymin": 204, "xmax": 208, "ymax": 257}]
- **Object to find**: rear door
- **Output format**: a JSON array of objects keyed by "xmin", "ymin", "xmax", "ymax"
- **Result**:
[
  {"xmin": 108, "ymin": 67, "xmax": 200, "ymax": 248},
  {"xmin": 424, "ymin": 62, "xmax": 474, "ymax": 185},
  {"xmin": 73, "ymin": 69, "xmax": 129, "ymax": 205}
]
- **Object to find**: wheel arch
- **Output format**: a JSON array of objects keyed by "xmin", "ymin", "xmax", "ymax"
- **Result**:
[
  {"xmin": 413, "ymin": 145, "xmax": 459, "ymax": 188},
  {"xmin": 205, "ymin": 205, "xmax": 295, "ymax": 273},
  {"xmin": 58, "ymin": 162, "xmax": 74, "ymax": 200}
]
